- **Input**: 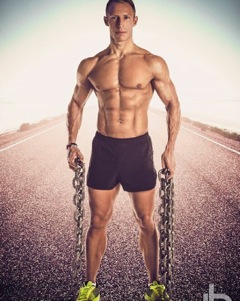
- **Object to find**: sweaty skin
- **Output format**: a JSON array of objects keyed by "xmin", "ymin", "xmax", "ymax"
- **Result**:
[{"xmin": 67, "ymin": 1, "xmax": 181, "ymax": 286}]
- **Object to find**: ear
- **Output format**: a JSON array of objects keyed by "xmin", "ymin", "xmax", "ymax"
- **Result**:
[
  {"xmin": 133, "ymin": 16, "xmax": 138, "ymax": 26},
  {"xmin": 104, "ymin": 16, "xmax": 109, "ymax": 26}
]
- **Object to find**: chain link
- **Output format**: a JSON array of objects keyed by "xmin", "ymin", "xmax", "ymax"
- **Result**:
[
  {"xmin": 72, "ymin": 158, "xmax": 85, "ymax": 296},
  {"xmin": 158, "ymin": 168, "xmax": 174, "ymax": 299}
]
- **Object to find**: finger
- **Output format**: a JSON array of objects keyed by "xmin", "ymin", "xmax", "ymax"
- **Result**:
[
  {"xmin": 161, "ymin": 155, "xmax": 166, "ymax": 169},
  {"xmin": 168, "ymin": 166, "xmax": 175, "ymax": 180},
  {"xmin": 68, "ymin": 162, "xmax": 76, "ymax": 171},
  {"xmin": 69, "ymin": 153, "xmax": 85, "ymax": 171},
  {"xmin": 72, "ymin": 148, "xmax": 84, "ymax": 162},
  {"xmin": 68, "ymin": 155, "xmax": 76, "ymax": 166},
  {"xmin": 68, "ymin": 148, "xmax": 78, "ymax": 161},
  {"xmin": 68, "ymin": 152, "xmax": 76, "ymax": 165},
  {"xmin": 68, "ymin": 155, "xmax": 77, "ymax": 170},
  {"xmin": 77, "ymin": 153, "xmax": 84, "ymax": 162}
]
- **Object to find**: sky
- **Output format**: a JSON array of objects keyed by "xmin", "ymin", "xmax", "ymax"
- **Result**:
[{"xmin": 0, "ymin": 0, "xmax": 240, "ymax": 131}]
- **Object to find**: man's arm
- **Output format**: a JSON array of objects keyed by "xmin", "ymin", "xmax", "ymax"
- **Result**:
[
  {"xmin": 151, "ymin": 56, "xmax": 181, "ymax": 178},
  {"xmin": 67, "ymin": 59, "xmax": 93, "ymax": 170}
]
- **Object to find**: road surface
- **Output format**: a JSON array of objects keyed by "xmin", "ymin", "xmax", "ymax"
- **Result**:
[{"xmin": 1, "ymin": 107, "xmax": 240, "ymax": 301}]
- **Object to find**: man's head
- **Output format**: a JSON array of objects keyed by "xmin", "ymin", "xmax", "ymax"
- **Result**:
[
  {"xmin": 106, "ymin": 0, "xmax": 136, "ymax": 16},
  {"xmin": 104, "ymin": 0, "xmax": 138, "ymax": 42}
]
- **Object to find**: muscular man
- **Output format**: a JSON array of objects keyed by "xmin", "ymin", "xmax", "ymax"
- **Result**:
[{"xmin": 67, "ymin": 1, "xmax": 180, "ymax": 300}]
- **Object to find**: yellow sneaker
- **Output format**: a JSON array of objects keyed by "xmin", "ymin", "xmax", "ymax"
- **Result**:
[
  {"xmin": 144, "ymin": 281, "xmax": 172, "ymax": 301},
  {"xmin": 76, "ymin": 281, "xmax": 100, "ymax": 301}
]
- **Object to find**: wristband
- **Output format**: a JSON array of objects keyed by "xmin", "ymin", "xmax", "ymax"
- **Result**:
[{"xmin": 66, "ymin": 143, "xmax": 78, "ymax": 150}]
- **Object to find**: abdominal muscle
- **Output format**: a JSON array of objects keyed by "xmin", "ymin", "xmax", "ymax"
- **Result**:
[{"xmin": 96, "ymin": 86, "xmax": 152, "ymax": 138}]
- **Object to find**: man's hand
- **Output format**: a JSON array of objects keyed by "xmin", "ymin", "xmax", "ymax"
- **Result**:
[
  {"xmin": 161, "ymin": 149, "xmax": 175, "ymax": 179},
  {"xmin": 67, "ymin": 146, "xmax": 84, "ymax": 171}
]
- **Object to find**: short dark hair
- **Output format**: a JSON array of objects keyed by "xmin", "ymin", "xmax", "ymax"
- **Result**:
[{"xmin": 106, "ymin": 0, "xmax": 136, "ymax": 15}]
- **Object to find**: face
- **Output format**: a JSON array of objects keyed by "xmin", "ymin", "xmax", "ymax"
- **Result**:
[{"xmin": 104, "ymin": 2, "xmax": 138, "ymax": 42}]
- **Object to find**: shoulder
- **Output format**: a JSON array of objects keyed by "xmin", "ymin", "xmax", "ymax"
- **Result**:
[
  {"xmin": 77, "ymin": 56, "xmax": 98, "ymax": 77},
  {"xmin": 144, "ymin": 54, "xmax": 169, "ymax": 76},
  {"xmin": 77, "ymin": 48, "xmax": 109, "ymax": 77},
  {"xmin": 134, "ymin": 46, "xmax": 166, "ymax": 64},
  {"xmin": 134, "ymin": 46, "xmax": 169, "ymax": 76}
]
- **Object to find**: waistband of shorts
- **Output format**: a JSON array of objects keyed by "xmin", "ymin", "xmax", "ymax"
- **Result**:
[{"xmin": 94, "ymin": 131, "xmax": 150, "ymax": 143}]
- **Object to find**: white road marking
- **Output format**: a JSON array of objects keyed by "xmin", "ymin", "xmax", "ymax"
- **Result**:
[
  {"xmin": 182, "ymin": 126, "xmax": 240, "ymax": 155},
  {"xmin": 0, "ymin": 122, "xmax": 65, "ymax": 152}
]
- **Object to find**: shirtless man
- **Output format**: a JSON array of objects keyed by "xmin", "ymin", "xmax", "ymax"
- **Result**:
[{"xmin": 67, "ymin": 1, "xmax": 180, "ymax": 300}]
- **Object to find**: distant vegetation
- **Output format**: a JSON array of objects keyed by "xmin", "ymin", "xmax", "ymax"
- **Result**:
[
  {"xmin": 19, "ymin": 123, "xmax": 37, "ymax": 131},
  {"xmin": 18, "ymin": 115, "xmax": 65, "ymax": 132},
  {"xmin": 181, "ymin": 116, "xmax": 240, "ymax": 142},
  {"xmin": 19, "ymin": 119, "xmax": 48, "ymax": 131}
]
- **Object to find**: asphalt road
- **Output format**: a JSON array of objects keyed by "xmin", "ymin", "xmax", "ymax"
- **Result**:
[{"xmin": 1, "ymin": 107, "xmax": 240, "ymax": 301}]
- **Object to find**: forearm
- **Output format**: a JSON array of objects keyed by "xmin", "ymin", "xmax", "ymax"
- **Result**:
[
  {"xmin": 165, "ymin": 100, "xmax": 181, "ymax": 151},
  {"xmin": 67, "ymin": 98, "xmax": 83, "ymax": 144}
]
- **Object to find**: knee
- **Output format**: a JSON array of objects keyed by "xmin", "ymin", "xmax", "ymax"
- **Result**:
[
  {"xmin": 135, "ymin": 214, "xmax": 155, "ymax": 231},
  {"xmin": 90, "ymin": 211, "xmax": 112, "ymax": 230}
]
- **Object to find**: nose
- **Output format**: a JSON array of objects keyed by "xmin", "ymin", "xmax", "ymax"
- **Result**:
[{"xmin": 116, "ymin": 17, "xmax": 123, "ymax": 28}]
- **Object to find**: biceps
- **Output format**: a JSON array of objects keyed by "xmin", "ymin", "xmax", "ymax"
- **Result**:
[
  {"xmin": 154, "ymin": 79, "xmax": 177, "ymax": 105},
  {"xmin": 73, "ymin": 83, "xmax": 93, "ymax": 107}
]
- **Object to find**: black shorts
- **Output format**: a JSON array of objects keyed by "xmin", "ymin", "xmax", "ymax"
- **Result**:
[{"xmin": 87, "ymin": 131, "xmax": 157, "ymax": 192}]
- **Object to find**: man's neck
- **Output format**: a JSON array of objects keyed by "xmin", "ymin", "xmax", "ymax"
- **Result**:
[{"xmin": 109, "ymin": 37, "xmax": 136, "ymax": 58}]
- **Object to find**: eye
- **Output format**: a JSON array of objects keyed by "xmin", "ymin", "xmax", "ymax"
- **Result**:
[{"xmin": 124, "ymin": 16, "xmax": 130, "ymax": 20}]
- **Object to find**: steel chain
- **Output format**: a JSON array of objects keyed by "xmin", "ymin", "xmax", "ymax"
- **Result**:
[
  {"xmin": 72, "ymin": 158, "xmax": 85, "ymax": 297},
  {"xmin": 70, "ymin": 163, "xmax": 174, "ymax": 299},
  {"xmin": 158, "ymin": 168, "xmax": 174, "ymax": 299}
]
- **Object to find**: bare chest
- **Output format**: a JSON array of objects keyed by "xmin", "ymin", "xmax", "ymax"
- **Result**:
[{"xmin": 89, "ymin": 56, "xmax": 153, "ymax": 92}]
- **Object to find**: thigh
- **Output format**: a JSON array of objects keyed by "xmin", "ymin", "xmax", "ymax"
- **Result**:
[
  {"xmin": 88, "ymin": 185, "xmax": 120, "ymax": 225},
  {"xmin": 129, "ymin": 188, "xmax": 156, "ymax": 221}
]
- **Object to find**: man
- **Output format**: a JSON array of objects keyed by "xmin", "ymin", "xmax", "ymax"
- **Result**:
[{"xmin": 67, "ymin": 0, "xmax": 180, "ymax": 300}]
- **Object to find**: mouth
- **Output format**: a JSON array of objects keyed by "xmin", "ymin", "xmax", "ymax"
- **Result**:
[{"xmin": 116, "ymin": 31, "xmax": 126, "ymax": 35}]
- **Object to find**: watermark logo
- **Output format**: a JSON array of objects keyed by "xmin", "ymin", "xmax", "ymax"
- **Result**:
[{"xmin": 203, "ymin": 284, "xmax": 232, "ymax": 301}]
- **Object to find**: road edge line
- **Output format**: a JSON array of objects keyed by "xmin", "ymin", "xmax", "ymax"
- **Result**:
[
  {"xmin": 182, "ymin": 126, "xmax": 240, "ymax": 155},
  {"xmin": 0, "ymin": 122, "xmax": 65, "ymax": 152}
]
